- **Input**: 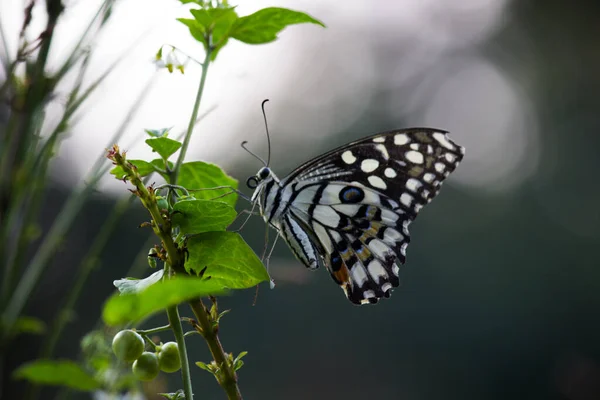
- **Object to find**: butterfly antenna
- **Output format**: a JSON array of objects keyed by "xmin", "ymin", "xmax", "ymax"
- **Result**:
[
  {"xmin": 240, "ymin": 141, "xmax": 267, "ymax": 167},
  {"xmin": 261, "ymin": 99, "xmax": 272, "ymax": 166}
]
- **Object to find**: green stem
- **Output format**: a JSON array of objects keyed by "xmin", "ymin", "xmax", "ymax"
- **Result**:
[
  {"xmin": 188, "ymin": 299, "xmax": 242, "ymax": 400},
  {"xmin": 172, "ymin": 48, "xmax": 212, "ymax": 184},
  {"xmin": 167, "ymin": 306, "xmax": 194, "ymax": 400},
  {"xmin": 137, "ymin": 324, "xmax": 172, "ymax": 335}
]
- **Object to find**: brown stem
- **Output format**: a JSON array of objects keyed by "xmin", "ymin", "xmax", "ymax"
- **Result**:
[{"xmin": 188, "ymin": 299, "xmax": 242, "ymax": 400}]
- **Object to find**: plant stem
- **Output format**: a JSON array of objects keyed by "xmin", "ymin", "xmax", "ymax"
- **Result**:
[
  {"xmin": 136, "ymin": 324, "xmax": 172, "ymax": 335},
  {"xmin": 172, "ymin": 48, "xmax": 212, "ymax": 184},
  {"xmin": 167, "ymin": 306, "xmax": 194, "ymax": 400},
  {"xmin": 188, "ymin": 299, "xmax": 242, "ymax": 400}
]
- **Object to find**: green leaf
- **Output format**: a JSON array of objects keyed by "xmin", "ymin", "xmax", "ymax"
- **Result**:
[
  {"xmin": 190, "ymin": 7, "xmax": 237, "ymax": 35},
  {"xmin": 145, "ymin": 127, "xmax": 171, "ymax": 138},
  {"xmin": 13, "ymin": 316, "xmax": 46, "ymax": 336},
  {"xmin": 102, "ymin": 277, "xmax": 226, "ymax": 326},
  {"xmin": 172, "ymin": 199, "xmax": 236, "ymax": 235},
  {"xmin": 145, "ymin": 137, "xmax": 182, "ymax": 160},
  {"xmin": 178, "ymin": 161, "xmax": 238, "ymax": 207},
  {"xmin": 13, "ymin": 360, "xmax": 100, "ymax": 391},
  {"xmin": 113, "ymin": 269, "xmax": 164, "ymax": 295},
  {"xmin": 195, "ymin": 361, "xmax": 211, "ymax": 372},
  {"xmin": 189, "ymin": 7, "xmax": 238, "ymax": 60},
  {"xmin": 159, "ymin": 390, "xmax": 186, "ymax": 400},
  {"xmin": 110, "ymin": 159, "xmax": 171, "ymax": 179},
  {"xmin": 231, "ymin": 7, "xmax": 325, "ymax": 45},
  {"xmin": 110, "ymin": 159, "xmax": 153, "ymax": 178},
  {"xmin": 177, "ymin": 18, "xmax": 208, "ymax": 49},
  {"xmin": 185, "ymin": 232, "xmax": 269, "ymax": 289}
]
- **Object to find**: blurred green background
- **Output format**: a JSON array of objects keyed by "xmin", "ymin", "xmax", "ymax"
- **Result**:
[{"xmin": 2, "ymin": 0, "xmax": 600, "ymax": 399}]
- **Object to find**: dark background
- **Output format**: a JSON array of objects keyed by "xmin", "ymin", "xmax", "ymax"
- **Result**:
[{"xmin": 3, "ymin": 0, "xmax": 600, "ymax": 399}]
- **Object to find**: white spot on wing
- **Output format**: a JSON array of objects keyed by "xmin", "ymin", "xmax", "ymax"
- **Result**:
[
  {"xmin": 394, "ymin": 133, "xmax": 409, "ymax": 145},
  {"xmin": 375, "ymin": 144, "xmax": 389, "ymax": 160},
  {"xmin": 423, "ymin": 173, "xmax": 435, "ymax": 183},
  {"xmin": 381, "ymin": 282, "xmax": 393, "ymax": 293},
  {"xmin": 435, "ymin": 163, "xmax": 446, "ymax": 173},
  {"xmin": 367, "ymin": 260, "xmax": 388, "ymax": 283},
  {"xmin": 361, "ymin": 159, "xmax": 379, "ymax": 173},
  {"xmin": 384, "ymin": 168, "xmax": 397, "ymax": 178},
  {"xmin": 381, "ymin": 209, "xmax": 399, "ymax": 225},
  {"xmin": 406, "ymin": 178, "xmax": 422, "ymax": 192},
  {"xmin": 372, "ymin": 136, "xmax": 385, "ymax": 143},
  {"xmin": 350, "ymin": 264, "xmax": 368, "ymax": 287},
  {"xmin": 392, "ymin": 264, "xmax": 400, "ymax": 276},
  {"xmin": 400, "ymin": 242, "xmax": 408, "ymax": 256},
  {"xmin": 312, "ymin": 205, "xmax": 341, "ymax": 228},
  {"xmin": 313, "ymin": 223, "xmax": 333, "ymax": 253},
  {"xmin": 342, "ymin": 150, "xmax": 356, "ymax": 164},
  {"xmin": 369, "ymin": 239, "xmax": 392, "ymax": 259},
  {"xmin": 433, "ymin": 132, "xmax": 456, "ymax": 150},
  {"xmin": 410, "ymin": 143, "xmax": 420, "ymax": 150},
  {"xmin": 400, "ymin": 192, "xmax": 413, "ymax": 207},
  {"xmin": 368, "ymin": 175, "xmax": 387, "ymax": 190},
  {"xmin": 405, "ymin": 150, "xmax": 424, "ymax": 164},
  {"xmin": 383, "ymin": 228, "xmax": 402, "ymax": 243},
  {"xmin": 362, "ymin": 290, "xmax": 376, "ymax": 300},
  {"xmin": 445, "ymin": 153, "xmax": 456, "ymax": 163}
]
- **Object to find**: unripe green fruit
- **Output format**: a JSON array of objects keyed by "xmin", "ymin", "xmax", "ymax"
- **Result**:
[
  {"xmin": 156, "ymin": 196, "xmax": 169, "ymax": 210},
  {"xmin": 112, "ymin": 330, "xmax": 144, "ymax": 362},
  {"xmin": 158, "ymin": 342, "xmax": 181, "ymax": 373},
  {"xmin": 132, "ymin": 352, "xmax": 159, "ymax": 381}
]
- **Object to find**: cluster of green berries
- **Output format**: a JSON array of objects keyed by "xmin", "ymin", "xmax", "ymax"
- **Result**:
[{"xmin": 112, "ymin": 330, "xmax": 181, "ymax": 381}]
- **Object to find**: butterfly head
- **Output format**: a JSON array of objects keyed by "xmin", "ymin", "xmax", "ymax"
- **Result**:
[{"xmin": 247, "ymin": 166, "xmax": 279, "ymax": 203}]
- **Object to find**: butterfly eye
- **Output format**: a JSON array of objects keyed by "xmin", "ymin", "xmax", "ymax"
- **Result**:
[
  {"xmin": 246, "ymin": 176, "xmax": 259, "ymax": 189},
  {"xmin": 258, "ymin": 167, "xmax": 271, "ymax": 179}
]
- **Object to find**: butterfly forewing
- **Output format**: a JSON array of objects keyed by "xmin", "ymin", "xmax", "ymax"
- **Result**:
[{"xmin": 256, "ymin": 128, "xmax": 464, "ymax": 305}]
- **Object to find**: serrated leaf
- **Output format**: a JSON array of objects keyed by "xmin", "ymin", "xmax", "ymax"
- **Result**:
[
  {"xmin": 13, "ymin": 316, "xmax": 46, "ymax": 336},
  {"xmin": 145, "ymin": 127, "xmax": 171, "ymax": 138},
  {"xmin": 113, "ymin": 269, "xmax": 164, "ymax": 295},
  {"xmin": 178, "ymin": 162, "xmax": 238, "ymax": 207},
  {"xmin": 231, "ymin": 7, "xmax": 325, "ymax": 45},
  {"xmin": 172, "ymin": 199, "xmax": 236, "ymax": 235},
  {"xmin": 145, "ymin": 137, "xmax": 182, "ymax": 160},
  {"xmin": 13, "ymin": 360, "xmax": 100, "ymax": 391},
  {"xmin": 185, "ymin": 232, "xmax": 269, "ymax": 289},
  {"xmin": 102, "ymin": 277, "xmax": 226, "ymax": 326}
]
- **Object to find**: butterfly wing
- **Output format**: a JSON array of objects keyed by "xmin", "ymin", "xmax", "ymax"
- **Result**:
[{"xmin": 280, "ymin": 128, "xmax": 464, "ymax": 304}]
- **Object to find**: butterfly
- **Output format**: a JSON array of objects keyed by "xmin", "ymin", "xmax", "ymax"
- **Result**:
[{"xmin": 245, "ymin": 125, "xmax": 465, "ymax": 305}]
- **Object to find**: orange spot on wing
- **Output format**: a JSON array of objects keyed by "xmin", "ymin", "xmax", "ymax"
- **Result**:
[{"xmin": 332, "ymin": 264, "xmax": 350, "ymax": 285}]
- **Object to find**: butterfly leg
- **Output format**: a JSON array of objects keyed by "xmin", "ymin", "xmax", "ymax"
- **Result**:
[
  {"xmin": 188, "ymin": 186, "xmax": 252, "ymax": 202},
  {"xmin": 262, "ymin": 231, "xmax": 279, "ymax": 289},
  {"xmin": 228, "ymin": 203, "xmax": 260, "ymax": 232}
]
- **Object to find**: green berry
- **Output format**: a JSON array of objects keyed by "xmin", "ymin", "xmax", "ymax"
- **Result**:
[
  {"xmin": 158, "ymin": 342, "xmax": 181, "ymax": 373},
  {"xmin": 132, "ymin": 352, "xmax": 159, "ymax": 381},
  {"xmin": 112, "ymin": 330, "xmax": 144, "ymax": 362}
]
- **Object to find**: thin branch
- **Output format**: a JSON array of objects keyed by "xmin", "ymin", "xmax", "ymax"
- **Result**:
[{"xmin": 172, "ymin": 48, "xmax": 212, "ymax": 184}]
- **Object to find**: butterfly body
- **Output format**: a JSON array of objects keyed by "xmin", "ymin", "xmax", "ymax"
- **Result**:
[{"xmin": 248, "ymin": 128, "xmax": 464, "ymax": 305}]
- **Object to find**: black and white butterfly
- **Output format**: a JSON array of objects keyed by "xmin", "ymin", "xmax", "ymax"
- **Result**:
[{"xmin": 245, "ymin": 115, "xmax": 464, "ymax": 305}]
